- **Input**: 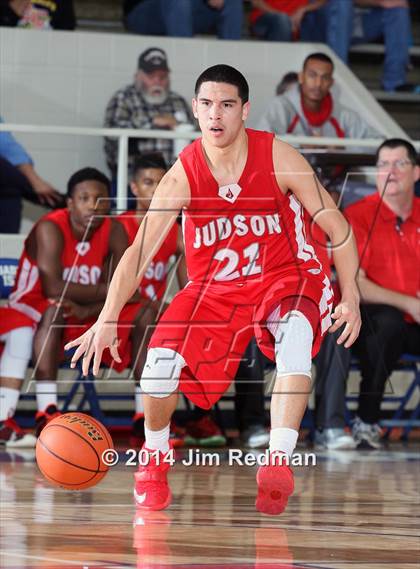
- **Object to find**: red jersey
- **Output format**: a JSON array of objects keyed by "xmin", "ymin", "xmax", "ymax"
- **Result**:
[
  {"xmin": 117, "ymin": 211, "xmax": 178, "ymax": 301},
  {"xmin": 250, "ymin": 0, "xmax": 308, "ymax": 25},
  {"xmin": 179, "ymin": 129, "xmax": 324, "ymax": 284},
  {"xmin": 345, "ymin": 193, "xmax": 420, "ymax": 320},
  {"xmin": 8, "ymin": 209, "xmax": 111, "ymax": 323}
]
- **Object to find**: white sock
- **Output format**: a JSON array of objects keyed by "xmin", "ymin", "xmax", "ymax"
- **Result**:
[
  {"xmin": 36, "ymin": 382, "xmax": 57, "ymax": 411},
  {"xmin": 0, "ymin": 387, "xmax": 21, "ymax": 421},
  {"xmin": 269, "ymin": 427, "xmax": 299, "ymax": 458},
  {"xmin": 144, "ymin": 422, "xmax": 170, "ymax": 453},
  {"xmin": 134, "ymin": 385, "xmax": 144, "ymax": 415}
]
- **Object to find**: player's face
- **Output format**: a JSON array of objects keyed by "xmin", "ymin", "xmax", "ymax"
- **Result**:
[
  {"xmin": 192, "ymin": 82, "xmax": 250, "ymax": 147},
  {"xmin": 67, "ymin": 181, "xmax": 110, "ymax": 230},
  {"xmin": 130, "ymin": 167, "xmax": 166, "ymax": 210},
  {"xmin": 299, "ymin": 60, "xmax": 333, "ymax": 103},
  {"xmin": 376, "ymin": 146, "xmax": 419, "ymax": 199}
]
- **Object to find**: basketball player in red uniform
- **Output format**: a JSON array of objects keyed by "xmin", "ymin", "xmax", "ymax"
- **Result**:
[
  {"xmin": 67, "ymin": 65, "xmax": 361, "ymax": 515},
  {"xmin": 118, "ymin": 153, "xmax": 187, "ymax": 445},
  {"xmin": 0, "ymin": 168, "xmax": 131, "ymax": 445}
]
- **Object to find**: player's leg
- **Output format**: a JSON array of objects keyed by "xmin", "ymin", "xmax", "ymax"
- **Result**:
[
  {"xmin": 256, "ymin": 297, "xmax": 322, "ymax": 515},
  {"xmin": 134, "ymin": 346, "xmax": 184, "ymax": 510},
  {"xmin": 32, "ymin": 305, "xmax": 64, "ymax": 435},
  {"xmin": 131, "ymin": 304, "xmax": 185, "ymax": 448},
  {"xmin": 0, "ymin": 327, "xmax": 36, "ymax": 447}
]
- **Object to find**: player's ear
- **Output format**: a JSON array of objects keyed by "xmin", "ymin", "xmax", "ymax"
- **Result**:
[
  {"xmin": 192, "ymin": 97, "xmax": 198, "ymax": 119},
  {"xmin": 130, "ymin": 181, "xmax": 140, "ymax": 197},
  {"xmin": 242, "ymin": 101, "xmax": 250, "ymax": 121}
]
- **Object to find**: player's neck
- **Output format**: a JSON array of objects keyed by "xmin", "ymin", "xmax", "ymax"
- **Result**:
[
  {"xmin": 302, "ymin": 94, "xmax": 322, "ymax": 113},
  {"xmin": 202, "ymin": 129, "xmax": 248, "ymax": 184},
  {"xmin": 135, "ymin": 204, "xmax": 147, "ymax": 223},
  {"xmin": 382, "ymin": 191, "xmax": 413, "ymax": 221},
  {"xmin": 69, "ymin": 216, "xmax": 93, "ymax": 241}
]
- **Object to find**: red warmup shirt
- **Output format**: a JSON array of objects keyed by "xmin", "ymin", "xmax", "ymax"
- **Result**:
[
  {"xmin": 117, "ymin": 211, "xmax": 178, "ymax": 301},
  {"xmin": 7, "ymin": 208, "xmax": 111, "ymax": 324},
  {"xmin": 250, "ymin": 0, "xmax": 309, "ymax": 25},
  {"xmin": 345, "ymin": 193, "xmax": 420, "ymax": 321}
]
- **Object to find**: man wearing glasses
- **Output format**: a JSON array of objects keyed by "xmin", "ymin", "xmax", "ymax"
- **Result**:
[{"xmin": 345, "ymin": 138, "xmax": 420, "ymax": 449}]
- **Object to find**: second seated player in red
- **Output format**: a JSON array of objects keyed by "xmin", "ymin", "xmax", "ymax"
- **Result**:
[{"xmin": 67, "ymin": 65, "xmax": 361, "ymax": 515}]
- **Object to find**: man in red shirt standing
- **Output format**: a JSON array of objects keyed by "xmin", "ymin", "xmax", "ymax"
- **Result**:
[{"xmin": 346, "ymin": 139, "xmax": 420, "ymax": 449}]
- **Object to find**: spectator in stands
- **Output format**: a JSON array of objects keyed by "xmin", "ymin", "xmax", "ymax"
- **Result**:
[
  {"xmin": 325, "ymin": 0, "xmax": 417, "ymax": 92},
  {"xmin": 0, "ymin": 0, "xmax": 75, "ymax": 29},
  {"xmin": 124, "ymin": 0, "xmax": 243, "ymax": 39},
  {"xmin": 249, "ymin": 0, "xmax": 326, "ymax": 41},
  {"xmin": 276, "ymin": 71, "xmax": 298, "ymax": 95},
  {"xmin": 257, "ymin": 52, "xmax": 381, "ymax": 138},
  {"xmin": 346, "ymin": 138, "xmax": 420, "ymax": 449},
  {"xmin": 0, "ymin": 117, "xmax": 63, "ymax": 233},
  {"xmin": 0, "ymin": 167, "xmax": 131, "ymax": 445},
  {"xmin": 104, "ymin": 48, "xmax": 194, "ymax": 179}
]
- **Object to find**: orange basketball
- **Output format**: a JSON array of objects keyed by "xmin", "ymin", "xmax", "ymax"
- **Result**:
[{"xmin": 36, "ymin": 412, "xmax": 114, "ymax": 490}]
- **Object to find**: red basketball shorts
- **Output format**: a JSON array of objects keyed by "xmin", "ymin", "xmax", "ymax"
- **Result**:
[{"xmin": 149, "ymin": 269, "xmax": 333, "ymax": 409}]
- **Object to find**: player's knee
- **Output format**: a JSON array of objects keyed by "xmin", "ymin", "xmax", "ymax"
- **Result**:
[
  {"xmin": 38, "ymin": 305, "xmax": 64, "ymax": 330},
  {"xmin": 0, "ymin": 326, "xmax": 34, "ymax": 380},
  {"xmin": 270, "ymin": 310, "xmax": 313, "ymax": 379},
  {"xmin": 140, "ymin": 347, "xmax": 185, "ymax": 398}
]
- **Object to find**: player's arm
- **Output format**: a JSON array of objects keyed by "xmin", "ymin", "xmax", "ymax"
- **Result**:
[
  {"xmin": 36, "ymin": 221, "xmax": 108, "ymax": 303},
  {"xmin": 66, "ymin": 159, "xmax": 191, "ymax": 375},
  {"xmin": 175, "ymin": 226, "xmax": 188, "ymax": 289},
  {"xmin": 273, "ymin": 139, "xmax": 361, "ymax": 347}
]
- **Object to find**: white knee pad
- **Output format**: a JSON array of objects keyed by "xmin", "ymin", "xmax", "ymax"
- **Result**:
[
  {"xmin": 140, "ymin": 347, "xmax": 185, "ymax": 398},
  {"xmin": 267, "ymin": 309, "xmax": 313, "ymax": 379},
  {"xmin": 0, "ymin": 327, "xmax": 34, "ymax": 380}
]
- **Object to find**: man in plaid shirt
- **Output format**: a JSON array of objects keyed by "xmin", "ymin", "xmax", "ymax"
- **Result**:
[{"xmin": 104, "ymin": 47, "xmax": 194, "ymax": 176}]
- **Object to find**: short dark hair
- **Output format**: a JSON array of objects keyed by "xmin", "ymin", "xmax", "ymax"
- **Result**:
[
  {"xmin": 132, "ymin": 153, "xmax": 167, "ymax": 179},
  {"xmin": 195, "ymin": 64, "xmax": 249, "ymax": 104},
  {"xmin": 67, "ymin": 167, "xmax": 111, "ymax": 198},
  {"xmin": 376, "ymin": 138, "xmax": 418, "ymax": 165},
  {"xmin": 303, "ymin": 52, "xmax": 334, "ymax": 71}
]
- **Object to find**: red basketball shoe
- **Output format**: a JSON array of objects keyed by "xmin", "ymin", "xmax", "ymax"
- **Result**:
[
  {"xmin": 185, "ymin": 414, "xmax": 226, "ymax": 447},
  {"xmin": 35, "ymin": 405, "xmax": 61, "ymax": 437},
  {"xmin": 134, "ymin": 446, "xmax": 173, "ymax": 511},
  {"xmin": 256, "ymin": 454, "xmax": 294, "ymax": 516}
]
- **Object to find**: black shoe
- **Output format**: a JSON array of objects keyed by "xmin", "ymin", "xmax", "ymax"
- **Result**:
[{"xmin": 394, "ymin": 83, "xmax": 420, "ymax": 94}]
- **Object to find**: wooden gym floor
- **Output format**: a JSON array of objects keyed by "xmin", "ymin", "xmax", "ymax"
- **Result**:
[{"xmin": 0, "ymin": 444, "xmax": 419, "ymax": 569}]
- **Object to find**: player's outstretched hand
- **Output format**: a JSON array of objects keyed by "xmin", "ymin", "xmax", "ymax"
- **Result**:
[
  {"xmin": 329, "ymin": 298, "xmax": 361, "ymax": 348},
  {"xmin": 64, "ymin": 320, "xmax": 121, "ymax": 377}
]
